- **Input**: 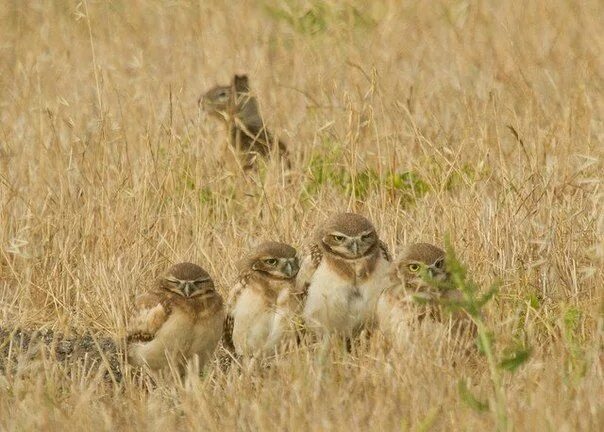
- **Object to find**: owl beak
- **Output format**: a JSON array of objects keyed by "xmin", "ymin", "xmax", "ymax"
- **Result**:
[
  {"xmin": 182, "ymin": 282, "xmax": 193, "ymax": 297},
  {"xmin": 427, "ymin": 267, "xmax": 435, "ymax": 278},
  {"xmin": 351, "ymin": 240, "xmax": 359, "ymax": 256},
  {"xmin": 284, "ymin": 261, "xmax": 293, "ymax": 277}
]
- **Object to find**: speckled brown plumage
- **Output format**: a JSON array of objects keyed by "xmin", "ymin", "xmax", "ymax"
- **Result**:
[
  {"xmin": 377, "ymin": 242, "xmax": 476, "ymax": 342},
  {"xmin": 126, "ymin": 262, "xmax": 224, "ymax": 371},
  {"xmin": 298, "ymin": 213, "xmax": 391, "ymax": 337},
  {"xmin": 225, "ymin": 241, "xmax": 300, "ymax": 356}
]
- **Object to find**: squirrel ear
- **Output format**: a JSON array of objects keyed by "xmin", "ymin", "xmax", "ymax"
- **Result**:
[{"xmin": 233, "ymin": 74, "xmax": 250, "ymax": 92}]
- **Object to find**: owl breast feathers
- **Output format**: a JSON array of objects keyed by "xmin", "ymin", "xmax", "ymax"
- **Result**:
[
  {"xmin": 224, "ymin": 242, "xmax": 301, "ymax": 356},
  {"xmin": 297, "ymin": 213, "xmax": 391, "ymax": 336}
]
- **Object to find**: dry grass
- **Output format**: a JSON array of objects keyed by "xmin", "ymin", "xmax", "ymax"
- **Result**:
[{"xmin": 1, "ymin": 0, "xmax": 603, "ymax": 430}]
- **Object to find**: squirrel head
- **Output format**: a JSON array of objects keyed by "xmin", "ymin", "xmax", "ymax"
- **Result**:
[
  {"xmin": 200, "ymin": 83, "xmax": 231, "ymax": 118},
  {"xmin": 199, "ymin": 74, "xmax": 251, "ymax": 119}
]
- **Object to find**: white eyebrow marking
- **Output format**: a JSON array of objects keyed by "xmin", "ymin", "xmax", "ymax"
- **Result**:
[
  {"xmin": 192, "ymin": 276, "xmax": 211, "ymax": 283},
  {"xmin": 330, "ymin": 231, "xmax": 348, "ymax": 237}
]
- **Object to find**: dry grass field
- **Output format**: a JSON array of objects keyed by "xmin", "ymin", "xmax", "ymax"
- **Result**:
[{"xmin": 1, "ymin": 0, "xmax": 603, "ymax": 430}]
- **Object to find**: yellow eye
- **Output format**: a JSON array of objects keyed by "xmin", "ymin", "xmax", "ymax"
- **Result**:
[
  {"xmin": 332, "ymin": 235, "xmax": 345, "ymax": 242},
  {"xmin": 408, "ymin": 263, "xmax": 421, "ymax": 272},
  {"xmin": 264, "ymin": 258, "xmax": 278, "ymax": 266},
  {"xmin": 434, "ymin": 259, "xmax": 444, "ymax": 269}
]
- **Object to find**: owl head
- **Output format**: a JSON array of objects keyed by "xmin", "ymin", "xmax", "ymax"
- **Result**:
[
  {"xmin": 159, "ymin": 262, "xmax": 215, "ymax": 298},
  {"xmin": 391, "ymin": 243, "xmax": 448, "ymax": 293},
  {"xmin": 240, "ymin": 241, "xmax": 300, "ymax": 280},
  {"xmin": 318, "ymin": 212, "xmax": 379, "ymax": 259}
]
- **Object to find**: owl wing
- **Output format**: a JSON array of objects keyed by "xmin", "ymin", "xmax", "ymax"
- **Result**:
[
  {"xmin": 126, "ymin": 291, "xmax": 172, "ymax": 343},
  {"xmin": 294, "ymin": 243, "xmax": 323, "ymax": 304},
  {"xmin": 222, "ymin": 280, "xmax": 247, "ymax": 352},
  {"xmin": 223, "ymin": 314, "xmax": 235, "ymax": 352},
  {"xmin": 379, "ymin": 240, "xmax": 392, "ymax": 262}
]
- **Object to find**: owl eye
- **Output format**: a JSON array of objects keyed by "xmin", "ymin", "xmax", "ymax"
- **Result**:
[
  {"xmin": 408, "ymin": 263, "xmax": 421, "ymax": 272},
  {"xmin": 434, "ymin": 258, "xmax": 444, "ymax": 269},
  {"xmin": 264, "ymin": 258, "xmax": 278, "ymax": 266},
  {"xmin": 361, "ymin": 233, "xmax": 374, "ymax": 241},
  {"xmin": 332, "ymin": 235, "xmax": 345, "ymax": 242}
]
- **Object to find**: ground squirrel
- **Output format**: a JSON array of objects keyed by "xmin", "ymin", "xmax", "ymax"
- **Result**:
[{"xmin": 200, "ymin": 74, "xmax": 289, "ymax": 169}]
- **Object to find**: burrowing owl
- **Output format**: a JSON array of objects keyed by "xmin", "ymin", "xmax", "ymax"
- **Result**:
[
  {"xmin": 297, "ymin": 213, "xmax": 391, "ymax": 337},
  {"xmin": 127, "ymin": 262, "xmax": 224, "ymax": 372},
  {"xmin": 377, "ymin": 243, "xmax": 472, "ymax": 342},
  {"xmin": 224, "ymin": 241, "xmax": 300, "ymax": 356}
]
